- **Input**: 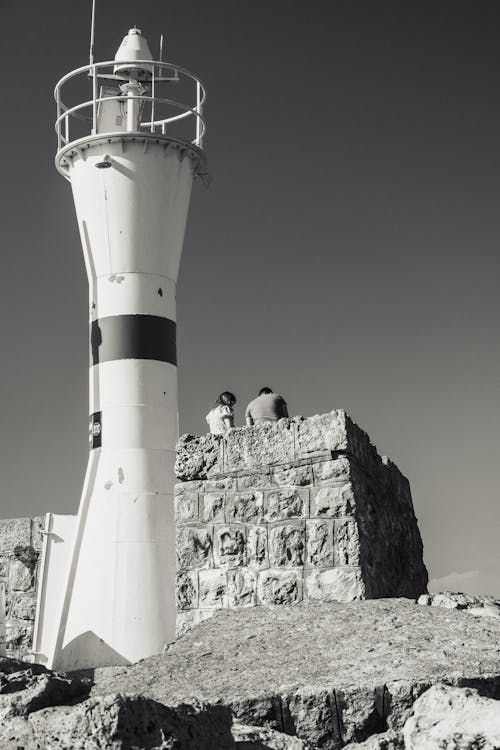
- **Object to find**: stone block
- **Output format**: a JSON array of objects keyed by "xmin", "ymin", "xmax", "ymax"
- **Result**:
[
  {"xmin": 30, "ymin": 517, "xmax": 45, "ymax": 552},
  {"xmin": 295, "ymin": 411, "xmax": 349, "ymax": 456},
  {"xmin": 283, "ymin": 688, "xmax": 340, "ymax": 749},
  {"xmin": 203, "ymin": 476, "xmax": 237, "ymax": 491},
  {"xmin": 5, "ymin": 619, "xmax": 34, "ymax": 653},
  {"xmin": 258, "ymin": 569, "xmax": 303, "ymax": 606},
  {"xmin": 310, "ymin": 484, "xmax": 356, "ymax": 518},
  {"xmin": 9, "ymin": 560, "xmax": 34, "ymax": 592},
  {"xmin": 176, "ymin": 609, "xmax": 216, "ymax": 638},
  {"xmin": 334, "ymin": 519, "xmax": 360, "ymax": 566},
  {"xmin": 272, "ymin": 464, "xmax": 313, "ymax": 488},
  {"xmin": 8, "ymin": 593, "xmax": 36, "ymax": 620},
  {"xmin": 227, "ymin": 569, "xmax": 257, "ymax": 607},
  {"xmin": 0, "ymin": 518, "xmax": 32, "ymax": 554},
  {"xmin": 306, "ymin": 520, "xmax": 334, "ymax": 567},
  {"xmin": 334, "ymin": 685, "xmax": 386, "ymax": 744},
  {"xmin": 0, "ymin": 557, "xmax": 9, "ymax": 579},
  {"xmin": 225, "ymin": 492, "xmax": 264, "ymax": 523},
  {"xmin": 176, "ymin": 524, "xmax": 212, "ymax": 570},
  {"xmin": 176, "ymin": 572, "xmax": 198, "ymax": 611},
  {"xmin": 246, "ymin": 526, "xmax": 269, "ymax": 570},
  {"xmin": 224, "ymin": 421, "xmax": 295, "ymax": 472},
  {"xmin": 175, "ymin": 433, "xmax": 223, "ymax": 481},
  {"xmin": 305, "ymin": 568, "xmax": 365, "ymax": 602},
  {"xmin": 265, "ymin": 489, "xmax": 309, "ymax": 522},
  {"xmin": 198, "ymin": 570, "xmax": 228, "ymax": 608},
  {"xmin": 200, "ymin": 494, "xmax": 226, "ymax": 523},
  {"xmin": 236, "ymin": 471, "xmax": 272, "ymax": 491},
  {"xmin": 175, "ymin": 480, "xmax": 205, "ymax": 493},
  {"xmin": 313, "ymin": 457, "xmax": 351, "ymax": 484},
  {"xmin": 268, "ymin": 522, "xmax": 305, "ymax": 567},
  {"xmin": 213, "ymin": 525, "xmax": 246, "ymax": 570},
  {"xmin": 174, "ymin": 492, "xmax": 198, "ymax": 523}
]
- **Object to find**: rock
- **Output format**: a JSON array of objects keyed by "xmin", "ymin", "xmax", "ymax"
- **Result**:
[
  {"xmin": 266, "ymin": 489, "xmax": 308, "ymax": 522},
  {"xmin": 89, "ymin": 599, "xmax": 500, "ymax": 749},
  {"xmin": 468, "ymin": 604, "xmax": 500, "ymax": 617},
  {"xmin": 198, "ymin": 569, "xmax": 228, "ymax": 608},
  {"xmin": 176, "ymin": 571, "xmax": 198, "ymax": 610},
  {"xmin": 268, "ymin": 522, "xmax": 305, "ymax": 567},
  {"xmin": 201, "ymin": 492, "xmax": 226, "ymax": 522},
  {"xmin": 213, "ymin": 525, "xmax": 246, "ymax": 569},
  {"xmin": 306, "ymin": 520, "xmax": 334, "ymax": 567},
  {"xmin": 176, "ymin": 524, "xmax": 212, "ymax": 570},
  {"xmin": 174, "ymin": 492, "xmax": 198, "ymax": 522},
  {"xmin": 258, "ymin": 569, "xmax": 303, "ymax": 605},
  {"xmin": 233, "ymin": 720, "xmax": 309, "ymax": 748},
  {"xmin": 175, "ymin": 433, "xmax": 223, "ymax": 480},
  {"xmin": 309, "ymin": 484, "xmax": 356, "ymax": 518},
  {"xmin": 0, "ymin": 693, "xmax": 234, "ymax": 750},
  {"xmin": 305, "ymin": 568, "xmax": 365, "ymax": 602},
  {"xmin": 0, "ymin": 519, "xmax": 32, "ymax": 554},
  {"xmin": 8, "ymin": 594, "xmax": 36, "ymax": 621},
  {"xmin": 334, "ymin": 519, "xmax": 360, "ymax": 566},
  {"xmin": 228, "ymin": 570, "xmax": 257, "ymax": 607},
  {"xmin": 272, "ymin": 464, "xmax": 313, "ymax": 488},
  {"xmin": 418, "ymin": 591, "xmax": 500, "ymax": 618},
  {"xmin": 224, "ymin": 421, "xmax": 295, "ymax": 473},
  {"xmin": 8, "ymin": 559, "xmax": 34, "ymax": 592},
  {"xmin": 227, "ymin": 492, "xmax": 265, "ymax": 524},
  {"xmin": 403, "ymin": 684, "xmax": 500, "ymax": 749},
  {"xmin": 343, "ymin": 730, "xmax": 404, "ymax": 749},
  {"xmin": 312, "ymin": 457, "xmax": 351, "ymax": 484},
  {"xmin": 246, "ymin": 525, "xmax": 269, "ymax": 569},
  {"xmin": 5, "ymin": 620, "xmax": 34, "ymax": 653},
  {"xmin": 0, "ymin": 658, "xmax": 88, "ymax": 722},
  {"xmin": 0, "ymin": 670, "xmax": 87, "ymax": 720},
  {"xmin": 282, "ymin": 687, "xmax": 340, "ymax": 749}
]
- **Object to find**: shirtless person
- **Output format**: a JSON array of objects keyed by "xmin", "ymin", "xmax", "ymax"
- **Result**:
[{"xmin": 245, "ymin": 387, "xmax": 289, "ymax": 426}]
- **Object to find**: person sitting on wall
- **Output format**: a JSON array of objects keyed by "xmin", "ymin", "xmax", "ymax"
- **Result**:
[
  {"xmin": 245, "ymin": 387, "xmax": 289, "ymax": 426},
  {"xmin": 206, "ymin": 391, "xmax": 236, "ymax": 435}
]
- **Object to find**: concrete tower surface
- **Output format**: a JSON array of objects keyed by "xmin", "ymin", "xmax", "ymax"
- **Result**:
[{"xmin": 45, "ymin": 28, "xmax": 206, "ymax": 670}]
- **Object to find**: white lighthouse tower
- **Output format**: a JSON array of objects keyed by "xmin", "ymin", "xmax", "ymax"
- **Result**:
[{"xmin": 45, "ymin": 28, "xmax": 206, "ymax": 670}]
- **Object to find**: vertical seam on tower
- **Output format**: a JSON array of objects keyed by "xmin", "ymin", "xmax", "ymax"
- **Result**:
[{"xmin": 101, "ymin": 172, "xmax": 113, "ymax": 274}]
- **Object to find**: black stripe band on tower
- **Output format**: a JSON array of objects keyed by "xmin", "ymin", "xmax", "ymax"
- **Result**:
[{"xmin": 90, "ymin": 315, "xmax": 177, "ymax": 366}]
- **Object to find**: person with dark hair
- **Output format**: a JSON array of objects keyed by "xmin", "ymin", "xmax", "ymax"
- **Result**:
[
  {"xmin": 206, "ymin": 391, "xmax": 236, "ymax": 435},
  {"xmin": 245, "ymin": 387, "xmax": 289, "ymax": 426}
]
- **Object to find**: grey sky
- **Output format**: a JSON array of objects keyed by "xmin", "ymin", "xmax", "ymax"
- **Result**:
[{"xmin": 1, "ymin": 0, "xmax": 499, "ymax": 596}]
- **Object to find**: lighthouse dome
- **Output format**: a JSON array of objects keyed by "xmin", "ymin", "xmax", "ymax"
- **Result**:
[{"xmin": 114, "ymin": 27, "xmax": 154, "ymax": 79}]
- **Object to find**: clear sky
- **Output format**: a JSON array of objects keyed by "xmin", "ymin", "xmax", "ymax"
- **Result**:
[{"xmin": 1, "ymin": 0, "xmax": 499, "ymax": 597}]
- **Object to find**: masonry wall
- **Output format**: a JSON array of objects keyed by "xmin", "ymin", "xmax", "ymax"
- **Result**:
[
  {"xmin": 0, "ymin": 516, "xmax": 44, "ymax": 658},
  {"xmin": 175, "ymin": 411, "xmax": 428, "ymax": 635}
]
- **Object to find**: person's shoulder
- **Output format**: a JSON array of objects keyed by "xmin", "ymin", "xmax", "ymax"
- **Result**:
[
  {"xmin": 220, "ymin": 404, "xmax": 233, "ymax": 416},
  {"xmin": 245, "ymin": 397, "xmax": 257, "ymax": 413}
]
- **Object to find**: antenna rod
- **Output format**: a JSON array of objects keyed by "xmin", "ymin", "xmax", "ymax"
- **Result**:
[
  {"xmin": 159, "ymin": 33, "xmax": 164, "ymax": 76},
  {"xmin": 89, "ymin": 0, "xmax": 97, "ymax": 66}
]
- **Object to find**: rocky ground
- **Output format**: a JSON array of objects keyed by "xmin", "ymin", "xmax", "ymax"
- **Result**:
[{"xmin": 1, "ymin": 597, "xmax": 500, "ymax": 748}]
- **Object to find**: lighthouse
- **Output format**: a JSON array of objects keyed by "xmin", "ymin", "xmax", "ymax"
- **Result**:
[{"xmin": 45, "ymin": 28, "xmax": 206, "ymax": 670}]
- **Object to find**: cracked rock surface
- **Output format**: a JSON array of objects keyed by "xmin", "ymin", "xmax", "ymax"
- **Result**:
[
  {"xmin": 1, "ymin": 599, "xmax": 500, "ymax": 749},
  {"xmin": 89, "ymin": 599, "xmax": 500, "ymax": 748}
]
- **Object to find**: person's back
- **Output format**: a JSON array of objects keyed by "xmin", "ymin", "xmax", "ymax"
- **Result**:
[
  {"xmin": 245, "ymin": 387, "xmax": 288, "ymax": 426},
  {"xmin": 206, "ymin": 391, "xmax": 236, "ymax": 435}
]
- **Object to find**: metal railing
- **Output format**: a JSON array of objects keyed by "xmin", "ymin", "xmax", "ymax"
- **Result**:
[{"xmin": 54, "ymin": 59, "xmax": 206, "ymax": 154}]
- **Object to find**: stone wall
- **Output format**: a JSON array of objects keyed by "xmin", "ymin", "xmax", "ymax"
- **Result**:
[
  {"xmin": 175, "ymin": 411, "xmax": 428, "ymax": 634},
  {"xmin": 0, "ymin": 516, "xmax": 44, "ymax": 657}
]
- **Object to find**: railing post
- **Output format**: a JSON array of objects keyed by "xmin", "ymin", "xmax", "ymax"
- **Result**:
[
  {"xmin": 92, "ymin": 64, "xmax": 98, "ymax": 135},
  {"xmin": 196, "ymin": 80, "xmax": 201, "ymax": 146},
  {"xmin": 56, "ymin": 87, "xmax": 62, "ymax": 152},
  {"xmin": 150, "ymin": 65, "xmax": 155, "ymax": 133}
]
